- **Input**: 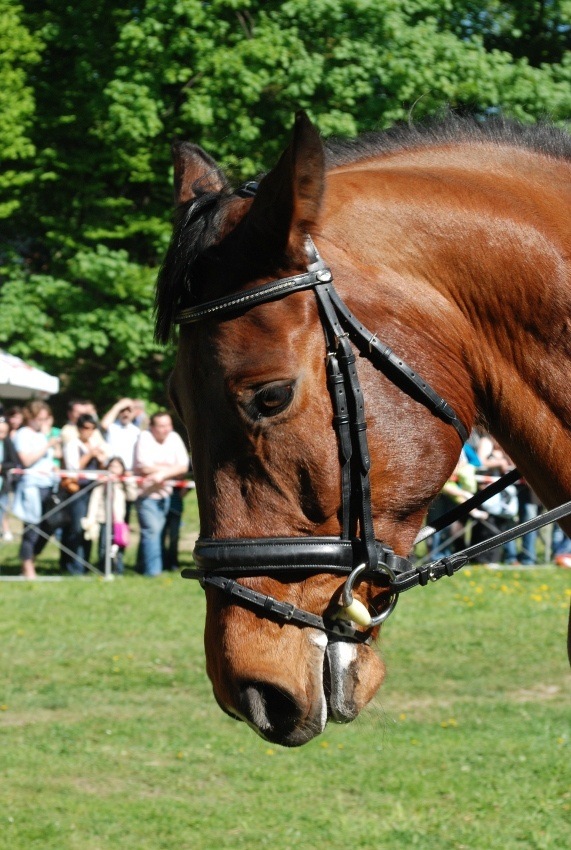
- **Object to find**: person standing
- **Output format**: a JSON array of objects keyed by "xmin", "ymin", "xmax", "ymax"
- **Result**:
[
  {"xmin": 12, "ymin": 401, "xmax": 60, "ymax": 579},
  {"xmin": 6, "ymin": 405, "xmax": 23, "ymax": 439},
  {"xmin": 100, "ymin": 398, "xmax": 140, "ymax": 523},
  {"xmin": 0, "ymin": 416, "xmax": 20, "ymax": 541},
  {"xmin": 100, "ymin": 398, "xmax": 141, "ymax": 471},
  {"xmin": 81, "ymin": 456, "xmax": 129, "ymax": 575},
  {"xmin": 133, "ymin": 412, "xmax": 189, "ymax": 576},
  {"xmin": 62, "ymin": 413, "xmax": 109, "ymax": 574}
]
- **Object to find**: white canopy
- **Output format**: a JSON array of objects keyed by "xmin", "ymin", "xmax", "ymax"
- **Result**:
[{"xmin": 0, "ymin": 350, "xmax": 59, "ymax": 399}]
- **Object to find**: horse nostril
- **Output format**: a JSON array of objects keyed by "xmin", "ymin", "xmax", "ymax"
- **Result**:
[{"xmin": 238, "ymin": 681, "xmax": 302, "ymax": 738}]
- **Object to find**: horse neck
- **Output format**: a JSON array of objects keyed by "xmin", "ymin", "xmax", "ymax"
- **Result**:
[
  {"xmin": 436, "ymin": 166, "xmax": 571, "ymax": 508},
  {"xmin": 323, "ymin": 147, "xmax": 571, "ymax": 509}
]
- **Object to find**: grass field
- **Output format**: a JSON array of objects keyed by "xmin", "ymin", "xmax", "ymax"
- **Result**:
[{"xmin": 1, "ymin": 491, "xmax": 570, "ymax": 850}]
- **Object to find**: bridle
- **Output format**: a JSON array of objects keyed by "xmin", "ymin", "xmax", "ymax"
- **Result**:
[
  {"xmin": 173, "ymin": 191, "xmax": 471, "ymax": 641},
  {"xmin": 174, "ymin": 190, "xmax": 571, "ymax": 643}
]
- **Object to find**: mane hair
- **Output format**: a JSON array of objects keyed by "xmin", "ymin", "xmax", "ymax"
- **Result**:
[
  {"xmin": 155, "ymin": 188, "xmax": 233, "ymax": 343},
  {"xmin": 325, "ymin": 114, "xmax": 571, "ymax": 169}
]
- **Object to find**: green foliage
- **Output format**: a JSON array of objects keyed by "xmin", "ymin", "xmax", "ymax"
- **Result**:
[
  {"xmin": 0, "ymin": 1, "xmax": 570, "ymax": 405},
  {"xmin": 0, "ymin": 1, "xmax": 41, "ymax": 218},
  {"xmin": 0, "ymin": 247, "xmax": 173, "ymax": 404},
  {"xmin": 450, "ymin": 1, "xmax": 571, "ymax": 66}
]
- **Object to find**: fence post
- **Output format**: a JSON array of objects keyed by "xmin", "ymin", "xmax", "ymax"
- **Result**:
[{"xmin": 104, "ymin": 472, "xmax": 113, "ymax": 580}]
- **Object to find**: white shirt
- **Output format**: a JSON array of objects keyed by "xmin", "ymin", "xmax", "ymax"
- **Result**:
[
  {"xmin": 105, "ymin": 421, "xmax": 140, "ymax": 470},
  {"xmin": 13, "ymin": 427, "xmax": 55, "ymax": 488},
  {"xmin": 134, "ymin": 430, "xmax": 189, "ymax": 499}
]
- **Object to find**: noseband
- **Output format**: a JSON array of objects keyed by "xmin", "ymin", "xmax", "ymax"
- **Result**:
[{"xmin": 174, "ymin": 200, "xmax": 473, "ymax": 642}]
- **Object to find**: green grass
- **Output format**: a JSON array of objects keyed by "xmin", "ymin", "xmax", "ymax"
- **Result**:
[{"xmin": 1, "ymin": 491, "xmax": 570, "ymax": 850}]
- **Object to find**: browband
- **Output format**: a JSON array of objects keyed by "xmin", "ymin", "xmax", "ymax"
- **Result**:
[{"xmin": 174, "ymin": 269, "xmax": 331, "ymax": 324}]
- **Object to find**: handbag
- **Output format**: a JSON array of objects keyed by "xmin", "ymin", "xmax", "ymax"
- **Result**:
[
  {"xmin": 61, "ymin": 476, "xmax": 80, "ymax": 494},
  {"xmin": 112, "ymin": 520, "xmax": 130, "ymax": 548},
  {"xmin": 43, "ymin": 487, "xmax": 71, "ymax": 533}
]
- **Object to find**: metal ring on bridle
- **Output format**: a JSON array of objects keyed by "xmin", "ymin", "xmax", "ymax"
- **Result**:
[{"xmin": 340, "ymin": 562, "xmax": 399, "ymax": 627}]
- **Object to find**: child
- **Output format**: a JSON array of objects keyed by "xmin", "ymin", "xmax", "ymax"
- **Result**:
[{"xmin": 81, "ymin": 457, "xmax": 129, "ymax": 574}]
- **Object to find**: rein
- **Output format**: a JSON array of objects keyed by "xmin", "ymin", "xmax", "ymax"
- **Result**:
[{"xmin": 175, "ymin": 216, "xmax": 571, "ymax": 641}]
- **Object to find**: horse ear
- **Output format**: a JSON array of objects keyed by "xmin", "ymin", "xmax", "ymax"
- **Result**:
[
  {"xmin": 172, "ymin": 142, "xmax": 227, "ymax": 204},
  {"xmin": 245, "ymin": 111, "xmax": 325, "ymax": 256}
]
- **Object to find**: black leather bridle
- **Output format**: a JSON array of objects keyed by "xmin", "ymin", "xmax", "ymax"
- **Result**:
[
  {"xmin": 174, "ymin": 213, "xmax": 474, "ymax": 642},
  {"xmin": 172, "ymin": 186, "xmax": 571, "ymax": 646}
]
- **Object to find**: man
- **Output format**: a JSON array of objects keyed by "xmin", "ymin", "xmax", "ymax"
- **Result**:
[
  {"xmin": 100, "ymin": 398, "xmax": 141, "ymax": 472},
  {"xmin": 60, "ymin": 399, "xmax": 88, "ymax": 445},
  {"xmin": 61, "ymin": 399, "xmax": 106, "ymax": 448},
  {"xmin": 133, "ymin": 412, "xmax": 189, "ymax": 576}
]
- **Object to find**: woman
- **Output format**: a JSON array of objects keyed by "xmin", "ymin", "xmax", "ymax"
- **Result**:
[
  {"xmin": 12, "ymin": 401, "xmax": 60, "ymax": 579},
  {"xmin": 62, "ymin": 413, "xmax": 109, "ymax": 574},
  {"xmin": 6, "ymin": 405, "xmax": 23, "ymax": 439},
  {"xmin": 0, "ymin": 417, "xmax": 20, "ymax": 541}
]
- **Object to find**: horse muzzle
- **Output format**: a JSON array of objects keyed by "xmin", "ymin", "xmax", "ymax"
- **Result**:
[{"xmin": 208, "ymin": 621, "xmax": 384, "ymax": 747}]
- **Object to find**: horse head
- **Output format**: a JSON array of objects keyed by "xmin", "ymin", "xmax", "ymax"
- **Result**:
[{"xmin": 157, "ymin": 113, "xmax": 475, "ymax": 746}]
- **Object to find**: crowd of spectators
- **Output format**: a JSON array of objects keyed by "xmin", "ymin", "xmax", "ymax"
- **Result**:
[
  {"xmin": 427, "ymin": 430, "xmax": 571, "ymax": 569},
  {"xmin": 0, "ymin": 398, "xmax": 191, "ymax": 579},
  {"xmin": 2, "ymin": 403, "xmax": 570, "ymax": 577}
]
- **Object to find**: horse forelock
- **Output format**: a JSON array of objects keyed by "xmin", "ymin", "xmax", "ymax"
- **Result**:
[{"xmin": 155, "ymin": 189, "xmax": 234, "ymax": 343}]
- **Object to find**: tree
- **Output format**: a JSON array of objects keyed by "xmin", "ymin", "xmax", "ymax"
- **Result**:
[
  {"xmin": 0, "ymin": 0, "xmax": 41, "ymax": 220},
  {"xmin": 1, "ymin": 0, "xmax": 570, "ymax": 413},
  {"xmin": 449, "ymin": 1, "xmax": 571, "ymax": 66}
]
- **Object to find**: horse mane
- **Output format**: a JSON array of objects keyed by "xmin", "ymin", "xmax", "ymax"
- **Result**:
[
  {"xmin": 325, "ymin": 113, "xmax": 571, "ymax": 168},
  {"xmin": 155, "ymin": 114, "xmax": 571, "ymax": 343}
]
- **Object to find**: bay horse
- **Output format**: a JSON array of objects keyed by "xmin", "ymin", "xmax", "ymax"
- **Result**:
[{"xmin": 156, "ymin": 112, "xmax": 571, "ymax": 747}]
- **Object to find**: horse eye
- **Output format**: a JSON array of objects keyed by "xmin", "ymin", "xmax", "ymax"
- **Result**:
[{"xmin": 251, "ymin": 383, "xmax": 294, "ymax": 418}]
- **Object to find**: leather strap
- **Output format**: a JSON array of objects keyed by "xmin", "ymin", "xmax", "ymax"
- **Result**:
[
  {"xmin": 324, "ymin": 285, "xmax": 469, "ymax": 444},
  {"xmin": 191, "ymin": 536, "xmax": 411, "ymax": 576},
  {"xmin": 182, "ymin": 572, "xmax": 373, "ymax": 644},
  {"xmin": 393, "ymin": 497, "xmax": 571, "ymax": 593},
  {"xmin": 174, "ymin": 269, "xmax": 331, "ymax": 324},
  {"xmin": 416, "ymin": 467, "xmax": 521, "ymax": 544}
]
